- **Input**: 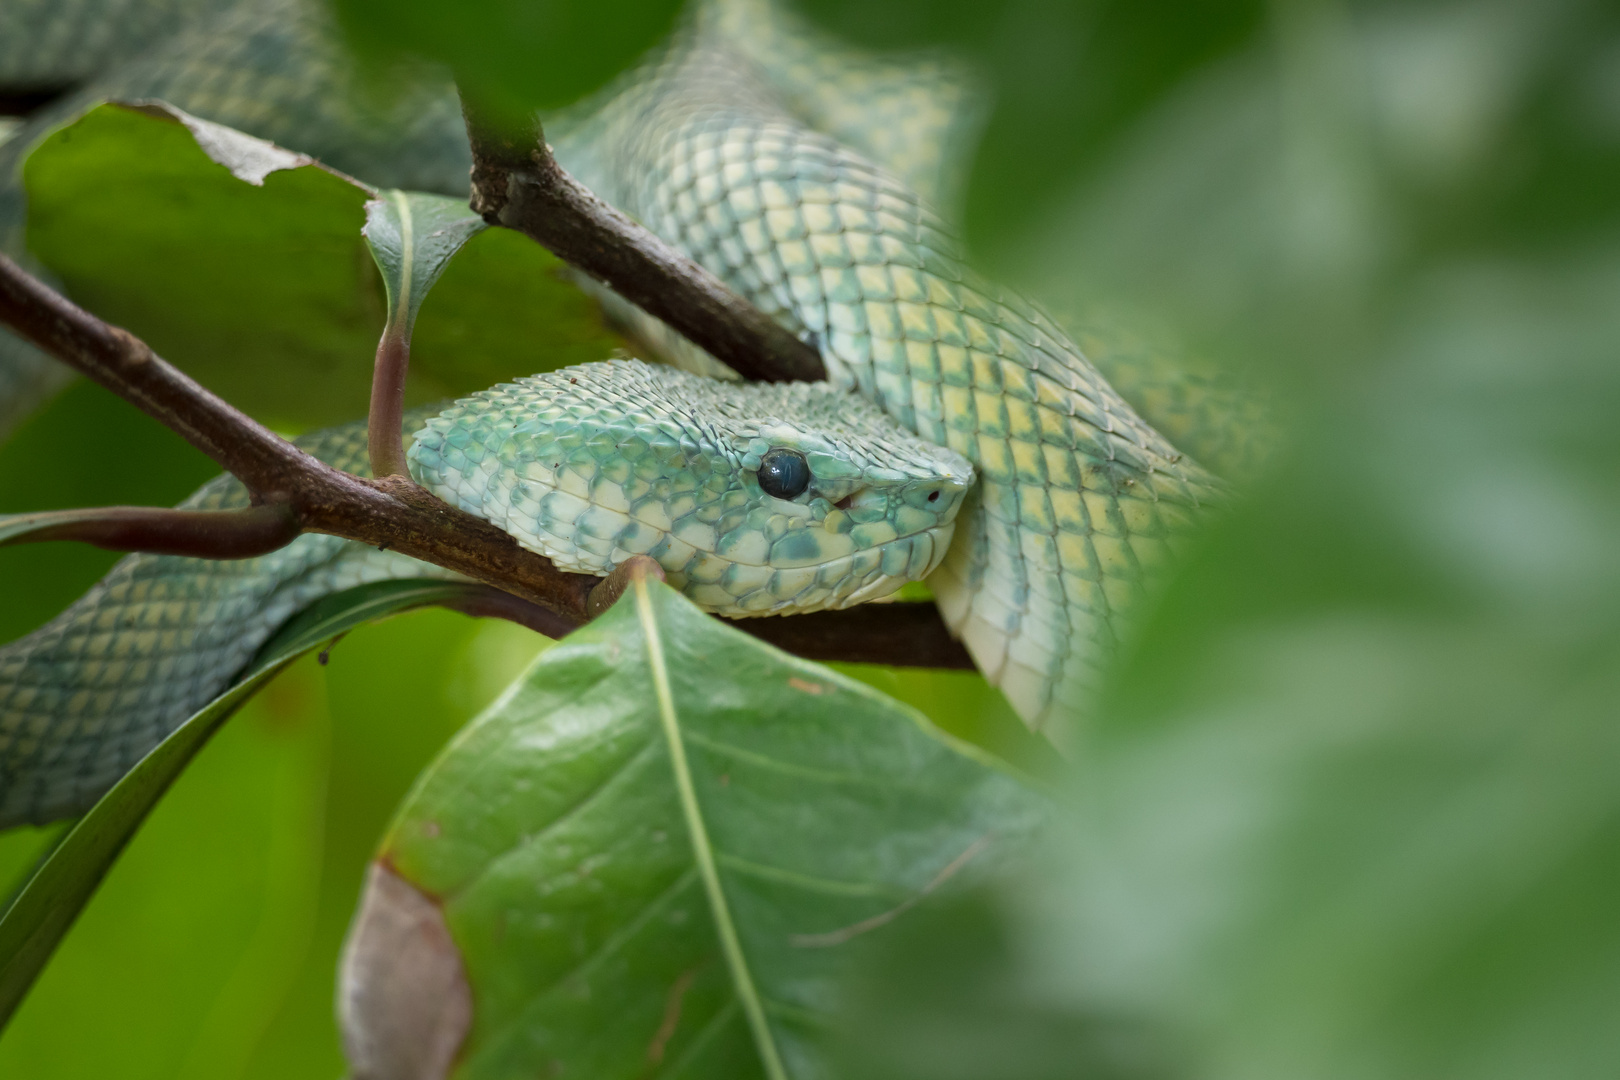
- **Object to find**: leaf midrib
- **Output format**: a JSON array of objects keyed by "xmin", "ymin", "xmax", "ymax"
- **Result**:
[{"xmin": 635, "ymin": 578, "xmax": 790, "ymax": 1080}]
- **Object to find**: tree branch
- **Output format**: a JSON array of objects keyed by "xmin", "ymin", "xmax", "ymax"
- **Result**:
[
  {"xmin": 432, "ymin": 588, "xmax": 974, "ymax": 671},
  {"xmin": 0, "ymin": 252, "xmax": 598, "ymax": 619},
  {"xmin": 0, "ymin": 505, "xmax": 298, "ymax": 559},
  {"xmin": 462, "ymin": 99, "xmax": 827, "ymax": 385},
  {"xmin": 739, "ymin": 604, "xmax": 975, "ymax": 669}
]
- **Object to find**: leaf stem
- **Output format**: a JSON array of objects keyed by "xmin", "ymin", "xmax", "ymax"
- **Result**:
[
  {"xmin": 633, "ymin": 572, "xmax": 789, "ymax": 1080},
  {"xmin": 367, "ymin": 189, "xmax": 416, "ymax": 478},
  {"xmin": 367, "ymin": 329, "xmax": 411, "ymax": 478}
]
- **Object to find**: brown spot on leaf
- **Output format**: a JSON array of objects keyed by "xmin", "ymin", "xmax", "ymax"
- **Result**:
[
  {"xmin": 787, "ymin": 676, "xmax": 826, "ymax": 695},
  {"xmin": 339, "ymin": 862, "xmax": 473, "ymax": 1080},
  {"xmin": 646, "ymin": 968, "xmax": 697, "ymax": 1065}
]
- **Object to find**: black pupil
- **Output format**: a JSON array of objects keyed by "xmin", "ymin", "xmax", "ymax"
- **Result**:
[{"xmin": 758, "ymin": 448, "xmax": 811, "ymax": 500}]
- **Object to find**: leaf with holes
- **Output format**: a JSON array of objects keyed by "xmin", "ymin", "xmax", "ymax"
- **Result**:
[{"xmin": 340, "ymin": 576, "xmax": 1047, "ymax": 1079}]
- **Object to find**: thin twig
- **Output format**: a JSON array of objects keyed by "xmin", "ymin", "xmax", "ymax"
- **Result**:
[
  {"xmin": 462, "ymin": 99, "xmax": 826, "ymax": 385},
  {"xmin": 0, "ymin": 505, "xmax": 299, "ymax": 559}
]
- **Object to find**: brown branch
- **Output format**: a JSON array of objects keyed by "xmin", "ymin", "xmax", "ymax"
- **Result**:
[
  {"xmin": 0, "ymin": 254, "xmax": 309, "ymax": 501},
  {"xmin": 586, "ymin": 554, "xmax": 666, "ymax": 617},
  {"xmin": 433, "ymin": 584, "xmax": 580, "ymax": 639},
  {"xmin": 461, "ymin": 99, "xmax": 827, "ymax": 385},
  {"xmin": 737, "ymin": 604, "xmax": 975, "ymax": 670},
  {"xmin": 0, "ymin": 505, "xmax": 298, "ymax": 559},
  {"xmin": 432, "ymin": 584, "xmax": 973, "ymax": 671}
]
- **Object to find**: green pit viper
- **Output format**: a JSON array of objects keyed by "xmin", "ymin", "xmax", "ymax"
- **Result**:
[{"xmin": 0, "ymin": 0, "xmax": 1229, "ymax": 826}]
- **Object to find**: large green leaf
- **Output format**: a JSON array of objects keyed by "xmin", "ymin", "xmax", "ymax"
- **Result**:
[
  {"xmin": 344, "ymin": 578, "xmax": 1046, "ymax": 1079},
  {"xmin": 0, "ymin": 579, "xmax": 515, "ymax": 1029},
  {"xmin": 23, "ymin": 102, "xmax": 627, "ymax": 432},
  {"xmin": 791, "ymin": 0, "xmax": 1267, "ymax": 252}
]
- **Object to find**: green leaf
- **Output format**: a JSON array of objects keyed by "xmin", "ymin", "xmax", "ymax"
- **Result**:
[
  {"xmin": 23, "ymin": 102, "xmax": 627, "ymax": 432},
  {"xmin": 332, "ymin": 0, "xmax": 685, "ymax": 116},
  {"xmin": 0, "ymin": 578, "xmax": 509, "ymax": 1029},
  {"xmin": 363, "ymin": 190, "xmax": 488, "ymax": 346},
  {"xmin": 791, "ymin": 0, "xmax": 1267, "ymax": 250},
  {"xmin": 347, "ymin": 579, "xmax": 1046, "ymax": 1079}
]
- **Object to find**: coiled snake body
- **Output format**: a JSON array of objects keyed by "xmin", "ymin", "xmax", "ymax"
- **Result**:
[{"xmin": 0, "ymin": 0, "xmax": 1220, "ymax": 825}]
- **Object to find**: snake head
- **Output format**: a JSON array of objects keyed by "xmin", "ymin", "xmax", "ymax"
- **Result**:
[{"xmin": 409, "ymin": 359, "xmax": 974, "ymax": 616}]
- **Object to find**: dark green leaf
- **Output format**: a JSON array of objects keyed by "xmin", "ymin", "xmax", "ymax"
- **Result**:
[
  {"xmin": 23, "ymin": 102, "xmax": 626, "ymax": 432},
  {"xmin": 332, "ymin": 0, "xmax": 686, "ymax": 117},
  {"xmin": 348, "ymin": 578, "xmax": 1046, "ymax": 1079},
  {"xmin": 790, "ymin": 0, "xmax": 1266, "ymax": 249}
]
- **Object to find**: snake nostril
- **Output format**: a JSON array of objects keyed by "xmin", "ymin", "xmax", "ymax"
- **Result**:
[
  {"xmin": 928, "ymin": 490, "xmax": 940, "ymax": 502},
  {"xmin": 834, "ymin": 493, "xmax": 855, "ymax": 511}
]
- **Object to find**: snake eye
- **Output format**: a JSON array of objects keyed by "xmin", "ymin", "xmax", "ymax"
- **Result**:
[{"xmin": 757, "ymin": 448, "xmax": 811, "ymax": 500}]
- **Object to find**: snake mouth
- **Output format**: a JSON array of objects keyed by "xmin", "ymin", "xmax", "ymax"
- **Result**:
[{"xmin": 671, "ymin": 522, "xmax": 958, "ymax": 617}]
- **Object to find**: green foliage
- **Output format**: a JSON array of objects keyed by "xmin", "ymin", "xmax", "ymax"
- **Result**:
[
  {"xmin": 331, "ymin": 0, "xmax": 685, "ymax": 117},
  {"xmin": 23, "ymin": 102, "xmax": 625, "ymax": 432},
  {"xmin": 791, "ymin": 0, "xmax": 1267, "ymax": 250},
  {"xmin": 362, "ymin": 190, "xmax": 487, "ymax": 347},
  {"xmin": 374, "ymin": 577, "xmax": 1045, "ymax": 1077}
]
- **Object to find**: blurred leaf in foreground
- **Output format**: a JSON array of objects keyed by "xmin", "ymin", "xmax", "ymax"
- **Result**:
[
  {"xmin": 332, "ymin": 0, "xmax": 686, "ymax": 120},
  {"xmin": 23, "ymin": 102, "xmax": 625, "ymax": 433},
  {"xmin": 342, "ymin": 578, "xmax": 1046, "ymax": 1079},
  {"xmin": 837, "ymin": 268, "xmax": 1620, "ymax": 1079},
  {"xmin": 790, "ymin": 0, "xmax": 1267, "ymax": 252},
  {"xmin": 814, "ymin": 1, "xmax": 1620, "ymax": 1076}
]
